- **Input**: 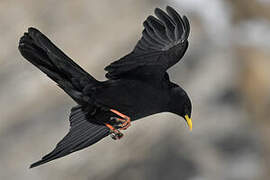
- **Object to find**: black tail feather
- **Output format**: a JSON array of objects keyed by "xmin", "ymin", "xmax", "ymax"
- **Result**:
[{"xmin": 18, "ymin": 27, "xmax": 98, "ymax": 103}]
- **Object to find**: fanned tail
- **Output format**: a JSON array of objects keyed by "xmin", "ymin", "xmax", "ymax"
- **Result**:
[{"xmin": 18, "ymin": 27, "xmax": 98, "ymax": 104}]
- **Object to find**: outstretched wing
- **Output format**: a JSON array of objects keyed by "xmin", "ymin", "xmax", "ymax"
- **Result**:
[
  {"xmin": 105, "ymin": 6, "xmax": 190, "ymax": 81},
  {"xmin": 30, "ymin": 106, "xmax": 110, "ymax": 168}
]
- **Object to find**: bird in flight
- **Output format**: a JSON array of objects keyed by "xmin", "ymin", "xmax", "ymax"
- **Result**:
[{"xmin": 18, "ymin": 6, "xmax": 192, "ymax": 168}]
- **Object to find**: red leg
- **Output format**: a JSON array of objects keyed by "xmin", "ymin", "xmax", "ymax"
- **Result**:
[{"xmin": 110, "ymin": 109, "xmax": 131, "ymax": 130}]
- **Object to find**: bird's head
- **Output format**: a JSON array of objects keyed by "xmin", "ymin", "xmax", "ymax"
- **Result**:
[{"xmin": 169, "ymin": 86, "xmax": 192, "ymax": 131}]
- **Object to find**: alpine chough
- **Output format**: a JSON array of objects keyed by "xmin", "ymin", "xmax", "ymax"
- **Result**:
[{"xmin": 18, "ymin": 6, "xmax": 192, "ymax": 168}]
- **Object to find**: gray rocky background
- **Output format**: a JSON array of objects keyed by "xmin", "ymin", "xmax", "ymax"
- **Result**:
[{"xmin": 0, "ymin": 0, "xmax": 270, "ymax": 179}]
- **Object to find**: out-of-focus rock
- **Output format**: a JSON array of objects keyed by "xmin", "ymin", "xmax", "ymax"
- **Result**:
[
  {"xmin": 0, "ymin": 0, "xmax": 269, "ymax": 179},
  {"xmin": 228, "ymin": 0, "xmax": 270, "ymax": 23},
  {"xmin": 237, "ymin": 47, "xmax": 270, "ymax": 118},
  {"xmin": 236, "ymin": 47, "xmax": 270, "ymax": 179}
]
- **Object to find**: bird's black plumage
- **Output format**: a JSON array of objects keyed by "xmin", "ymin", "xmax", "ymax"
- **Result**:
[{"xmin": 18, "ymin": 6, "xmax": 192, "ymax": 168}]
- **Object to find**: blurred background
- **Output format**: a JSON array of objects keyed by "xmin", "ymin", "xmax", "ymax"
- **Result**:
[{"xmin": 0, "ymin": 0, "xmax": 270, "ymax": 179}]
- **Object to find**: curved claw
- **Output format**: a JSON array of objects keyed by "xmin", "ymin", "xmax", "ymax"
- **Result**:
[
  {"xmin": 105, "ymin": 123, "xmax": 124, "ymax": 140},
  {"xmin": 110, "ymin": 132, "xmax": 123, "ymax": 140}
]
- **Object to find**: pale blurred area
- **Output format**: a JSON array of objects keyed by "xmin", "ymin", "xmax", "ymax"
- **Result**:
[{"xmin": 0, "ymin": 0, "xmax": 270, "ymax": 179}]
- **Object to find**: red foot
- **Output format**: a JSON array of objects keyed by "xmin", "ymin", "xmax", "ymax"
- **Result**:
[
  {"xmin": 110, "ymin": 109, "xmax": 131, "ymax": 130},
  {"xmin": 105, "ymin": 109, "xmax": 131, "ymax": 140},
  {"xmin": 105, "ymin": 123, "xmax": 123, "ymax": 140}
]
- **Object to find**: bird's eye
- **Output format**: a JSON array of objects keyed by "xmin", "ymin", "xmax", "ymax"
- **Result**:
[
  {"xmin": 184, "ymin": 105, "xmax": 188, "ymax": 113},
  {"xmin": 181, "ymin": 91, "xmax": 186, "ymax": 96}
]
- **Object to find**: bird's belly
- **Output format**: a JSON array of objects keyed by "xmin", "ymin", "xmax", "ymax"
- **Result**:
[{"xmin": 95, "ymin": 80, "xmax": 168, "ymax": 120}]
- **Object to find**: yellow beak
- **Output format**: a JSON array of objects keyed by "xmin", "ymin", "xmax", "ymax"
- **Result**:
[{"xmin": 184, "ymin": 115, "xmax": 192, "ymax": 131}]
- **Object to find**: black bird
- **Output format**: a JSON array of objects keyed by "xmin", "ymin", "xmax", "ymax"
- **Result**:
[{"xmin": 18, "ymin": 6, "xmax": 192, "ymax": 168}]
